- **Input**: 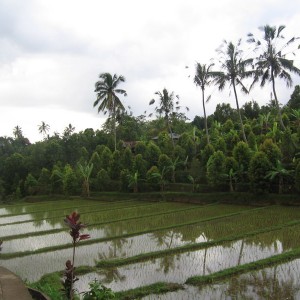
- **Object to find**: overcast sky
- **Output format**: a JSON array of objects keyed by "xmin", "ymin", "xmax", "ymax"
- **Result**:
[{"xmin": 0, "ymin": 0, "xmax": 300, "ymax": 143}]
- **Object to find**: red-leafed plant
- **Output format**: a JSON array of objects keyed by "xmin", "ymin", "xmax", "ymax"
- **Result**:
[{"xmin": 63, "ymin": 212, "xmax": 90, "ymax": 300}]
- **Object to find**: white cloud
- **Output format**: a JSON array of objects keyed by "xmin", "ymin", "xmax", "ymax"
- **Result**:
[
  {"xmin": 0, "ymin": 106, "xmax": 105, "ymax": 143},
  {"xmin": 0, "ymin": 0, "xmax": 300, "ymax": 142}
]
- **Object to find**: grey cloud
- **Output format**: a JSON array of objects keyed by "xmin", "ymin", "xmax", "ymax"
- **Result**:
[{"xmin": 0, "ymin": 0, "xmax": 87, "ymax": 57}]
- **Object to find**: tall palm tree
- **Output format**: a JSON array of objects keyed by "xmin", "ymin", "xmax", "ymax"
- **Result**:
[
  {"xmin": 38, "ymin": 121, "xmax": 50, "ymax": 139},
  {"xmin": 214, "ymin": 40, "xmax": 254, "ymax": 143},
  {"xmin": 194, "ymin": 63, "xmax": 222, "ymax": 144},
  {"xmin": 94, "ymin": 73, "xmax": 127, "ymax": 151},
  {"xmin": 248, "ymin": 24, "xmax": 300, "ymax": 130},
  {"xmin": 149, "ymin": 88, "xmax": 188, "ymax": 147},
  {"xmin": 63, "ymin": 123, "xmax": 75, "ymax": 137},
  {"xmin": 13, "ymin": 125, "xmax": 23, "ymax": 139}
]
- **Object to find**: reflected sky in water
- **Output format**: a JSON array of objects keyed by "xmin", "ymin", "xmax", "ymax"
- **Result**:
[
  {"xmin": 1, "ymin": 199, "xmax": 300, "ymax": 294},
  {"xmin": 142, "ymin": 259, "xmax": 300, "ymax": 299}
]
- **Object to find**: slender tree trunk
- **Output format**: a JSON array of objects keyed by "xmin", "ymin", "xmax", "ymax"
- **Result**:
[
  {"xmin": 113, "ymin": 102, "xmax": 117, "ymax": 151},
  {"xmin": 202, "ymin": 88, "xmax": 210, "ymax": 144},
  {"xmin": 271, "ymin": 72, "xmax": 286, "ymax": 131},
  {"xmin": 232, "ymin": 81, "xmax": 247, "ymax": 143},
  {"xmin": 166, "ymin": 115, "xmax": 175, "ymax": 148}
]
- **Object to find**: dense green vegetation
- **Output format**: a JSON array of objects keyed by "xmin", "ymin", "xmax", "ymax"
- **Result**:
[
  {"xmin": 1, "ymin": 86, "xmax": 299, "ymax": 199},
  {"xmin": 1, "ymin": 24, "xmax": 300, "ymax": 200}
]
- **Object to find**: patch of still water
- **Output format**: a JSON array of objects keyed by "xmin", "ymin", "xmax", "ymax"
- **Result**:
[
  {"xmin": 75, "ymin": 237, "xmax": 285, "ymax": 293},
  {"xmin": 143, "ymin": 259, "xmax": 300, "ymax": 299}
]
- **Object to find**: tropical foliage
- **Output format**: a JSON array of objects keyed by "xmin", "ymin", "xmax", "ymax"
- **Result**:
[
  {"xmin": 0, "ymin": 23, "xmax": 299, "ymax": 198},
  {"xmin": 94, "ymin": 73, "xmax": 127, "ymax": 151}
]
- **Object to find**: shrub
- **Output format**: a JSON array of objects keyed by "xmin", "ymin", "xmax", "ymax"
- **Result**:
[
  {"xmin": 295, "ymin": 161, "xmax": 300, "ymax": 193},
  {"xmin": 248, "ymin": 151, "xmax": 272, "ymax": 194},
  {"xmin": 96, "ymin": 169, "xmax": 111, "ymax": 191},
  {"xmin": 207, "ymin": 151, "xmax": 226, "ymax": 188}
]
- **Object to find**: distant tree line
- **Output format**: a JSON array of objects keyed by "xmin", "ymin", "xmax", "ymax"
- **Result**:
[{"xmin": 0, "ymin": 84, "xmax": 299, "ymax": 198}]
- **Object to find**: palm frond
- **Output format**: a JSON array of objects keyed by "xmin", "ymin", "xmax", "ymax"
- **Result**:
[
  {"xmin": 277, "ymin": 25, "xmax": 286, "ymax": 38},
  {"xmin": 149, "ymin": 99, "xmax": 155, "ymax": 105},
  {"xmin": 279, "ymin": 69, "xmax": 293, "ymax": 87}
]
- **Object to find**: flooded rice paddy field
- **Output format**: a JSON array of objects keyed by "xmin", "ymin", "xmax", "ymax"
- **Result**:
[
  {"xmin": 142, "ymin": 258, "xmax": 300, "ymax": 299},
  {"xmin": 0, "ymin": 198, "xmax": 300, "ymax": 297}
]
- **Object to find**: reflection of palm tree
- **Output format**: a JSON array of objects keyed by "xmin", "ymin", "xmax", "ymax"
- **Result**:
[
  {"xmin": 102, "ymin": 225, "xmax": 128, "ymax": 257},
  {"xmin": 237, "ymin": 239, "xmax": 244, "ymax": 266},
  {"xmin": 96, "ymin": 265, "xmax": 126, "ymax": 284},
  {"xmin": 150, "ymin": 230, "xmax": 170, "ymax": 248},
  {"xmin": 33, "ymin": 219, "xmax": 45, "ymax": 227},
  {"xmin": 156, "ymin": 254, "xmax": 177, "ymax": 275},
  {"xmin": 226, "ymin": 264, "xmax": 296, "ymax": 299},
  {"xmin": 150, "ymin": 230, "xmax": 181, "ymax": 250},
  {"xmin": 203, "ymin": 247, "xmax": 208, "ymax": 275}
]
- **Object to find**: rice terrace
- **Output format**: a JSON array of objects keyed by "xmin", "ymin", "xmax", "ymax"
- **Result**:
[
  {"xmin": 0, "ymin": 12, "xmax": 300, "ymax": 300},
  {"xmin": 1, "ymin": 193, "xmax": 300, "ymax": 299}
]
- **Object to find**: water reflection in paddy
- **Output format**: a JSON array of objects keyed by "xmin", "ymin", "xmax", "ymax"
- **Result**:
[
  {"xmin": 143, "ymin": 259, "xmax": 300, "ymax": 299},
  {"xmin": 2, "ymin": 201, "xmax": 300, "ymax": 289},
  {"xmin": 1, "ymin": 222, "xmax": 290, "ymax": 283},
  {"xmin": 76, "ymin": 224, "xmax": 300, "ymax": 293},
  {"xmin": 76, "ymin": 238, "xmax": 285, "ymax": 293},
  {"xmin": 0, "ymin": 203, "xmax": 248, "ymax": 240},
  {"xmin": 0, "ymin": 200, "xmax": 158, "ymax": 225},
  {"xmin": 0, "ymin": 199, "xmax": 103, "ymax": 216},
  {"xmin": 3, "ymin": 206, "xmax": 300, "ymax": 255}
]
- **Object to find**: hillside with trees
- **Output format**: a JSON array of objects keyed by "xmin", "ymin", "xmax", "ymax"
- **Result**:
[{"xmin": 0, "ymin": 24, "xmax": 300, "ymax": 199}]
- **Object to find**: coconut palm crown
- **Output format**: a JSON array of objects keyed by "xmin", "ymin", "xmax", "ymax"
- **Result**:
[
  {"xmin": 248, "ymin": 24, "xmax": 300, "ymax": 130},
  {"xmin": 194, "ymin": 62, "xmax": 222, "ymax": 144},
  {"xmin": 213, "ymin": 40, "xmax": 254, "ymax": 143},
  {"xmin": 94, "ymin": 72, "xmax": 127, "ymax": 150},
  {"xmin": 149, "ymin": 88, "xmax": 188, "ymax": 146}
]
